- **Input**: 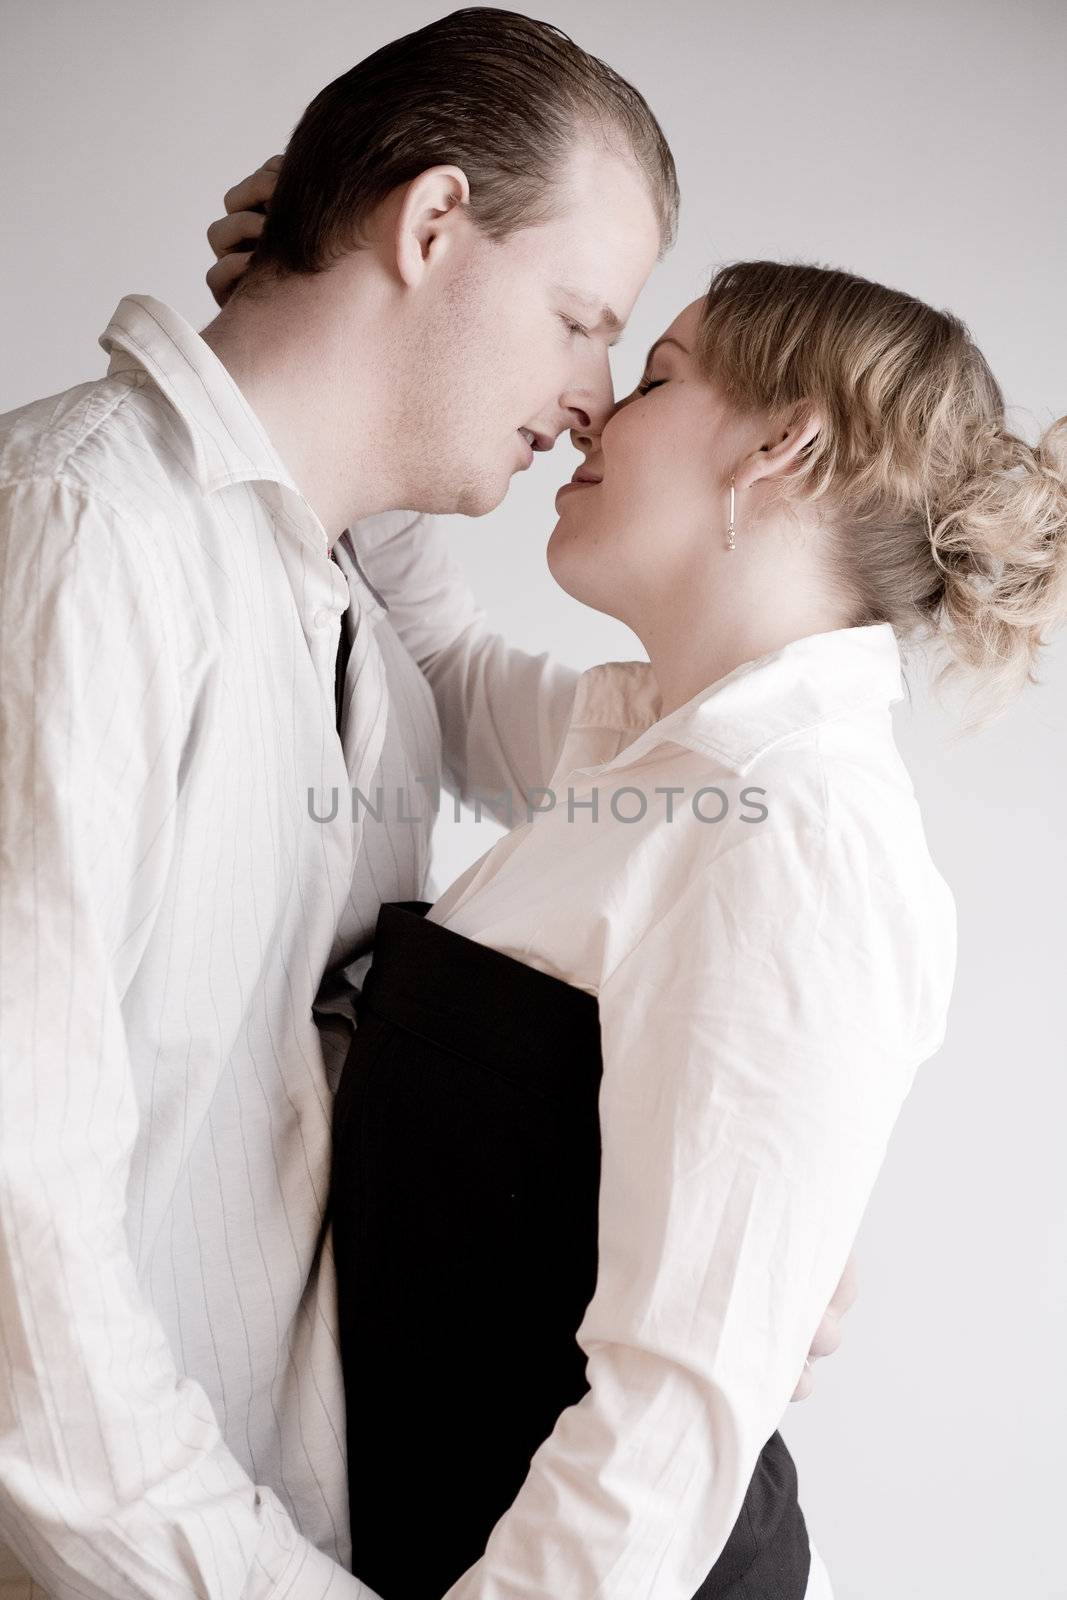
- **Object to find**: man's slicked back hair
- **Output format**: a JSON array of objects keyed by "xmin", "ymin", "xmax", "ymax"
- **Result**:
[{"xmin": 245, "ymin": 7, "xmax": 678, "ymax": 283}]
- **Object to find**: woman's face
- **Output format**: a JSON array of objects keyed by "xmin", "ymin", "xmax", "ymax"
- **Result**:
[{"xmin": 546, "ymin": 296, "xmax": 742, "ymax": 629}]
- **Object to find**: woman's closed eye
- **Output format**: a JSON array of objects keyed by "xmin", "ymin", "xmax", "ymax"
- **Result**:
[{"xmin": 605, "ymin": 375, "xmax": 667, "ymax": 426}]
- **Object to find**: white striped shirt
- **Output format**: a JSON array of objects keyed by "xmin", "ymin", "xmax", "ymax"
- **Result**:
[{"xmin": 0, "ymin": 294, "xmax": 511, "ymax": 1600}]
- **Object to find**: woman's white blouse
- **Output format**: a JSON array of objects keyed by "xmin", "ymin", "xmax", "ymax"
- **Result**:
[{"xmin": 426, "ymin": 621, "xmax": 956, "ymax": 1597}]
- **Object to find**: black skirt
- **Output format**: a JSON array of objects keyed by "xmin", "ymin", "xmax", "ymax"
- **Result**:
[{"xmin": 329, "ymin": 901, "xmax": 811, "ymax": 1600}]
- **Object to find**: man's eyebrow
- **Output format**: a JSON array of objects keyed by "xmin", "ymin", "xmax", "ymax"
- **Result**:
[{"xmin": 556, "ymin": 284, "xmax": 626, "ymax": 346}]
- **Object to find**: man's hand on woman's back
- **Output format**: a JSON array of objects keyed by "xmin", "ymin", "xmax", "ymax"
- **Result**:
[{"xmin": 791, "ymin": 1249, "xmax": 859, "ymax": 1402}]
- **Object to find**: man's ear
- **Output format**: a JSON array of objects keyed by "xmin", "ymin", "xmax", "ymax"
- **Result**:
[
  {"xmin": 393, "ymin": 165, "xmax": 472, "ymax": 289},
  {"xmin": 736, "ymin": 404, "xmax": 823, "ymax": 492}
]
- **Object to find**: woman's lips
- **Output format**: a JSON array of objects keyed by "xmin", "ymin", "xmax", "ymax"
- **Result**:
[{"xmin": 554, "ymin": 480, "xmax": 599, "ymax": 502}]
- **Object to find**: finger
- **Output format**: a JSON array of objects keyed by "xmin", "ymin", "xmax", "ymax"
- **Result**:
[
  {"xmin": 831, "ymin": 1253, "xmax": 860, "ymax": 1316},
  {"xmin": 206, "ymin": 251, "xmax": 253, "ymax": 309},
  {"xmin": 807, "ymin": 1312, "xmax": 843, "ymax": 1362},
  {"xmin": 223, "ymin": 165, "xmax": 280, "ymax": 217},
  {"xmin": 207, "ymin": 209, "xmax": 266, "ymax": 259},
  {"xmin": 790, "ymin": 1361, "xmax": 814, "ymax": 1403}
]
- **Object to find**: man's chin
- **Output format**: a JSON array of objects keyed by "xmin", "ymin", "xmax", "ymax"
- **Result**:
[
  {"xmin": 406, "ymin": 467, "xmax": 504, "ymax": 519},
  {"xmin": 450, "ymin": 474, "xmax": 508, "ymax": 519}
]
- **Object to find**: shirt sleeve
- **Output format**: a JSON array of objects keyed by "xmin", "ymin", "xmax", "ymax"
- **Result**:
[
  {"xmin": 0, "ymin": 479, "xmax": 367, "ymax": 1600},
  {"xmin": 344, "ymin": 511, "xmax": 581, "ymax": 818},
  {"xmin": 440, "ymin": 812, "xmax": 952, "ymax": 1600}
]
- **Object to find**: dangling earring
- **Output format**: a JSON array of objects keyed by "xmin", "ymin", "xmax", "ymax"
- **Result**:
[{"xmin": 726, "ymin": 477, "xmax": 737, "ymax": 551}]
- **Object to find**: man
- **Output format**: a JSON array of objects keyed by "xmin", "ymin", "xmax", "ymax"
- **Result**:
[{"xmin": 0, "ymin": 10, "xmax": 852, "ymax": 1598}]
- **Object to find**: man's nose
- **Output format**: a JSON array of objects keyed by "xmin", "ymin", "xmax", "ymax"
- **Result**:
[
  {"xmin": 562, "ymin": 358, "xmax": 616, "ymax": 454},
  {"xmin": 570, "ymin": 419, "xmax": 597, "ymax": 458},
  {"xmin": 570, "ymin": 390, "xmax": 628, "ymax": 458}
]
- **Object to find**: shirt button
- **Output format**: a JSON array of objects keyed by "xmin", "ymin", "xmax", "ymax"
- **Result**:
[{"xmin": 313, "ymin": 607, "xmax": 334, "ymax": 629}]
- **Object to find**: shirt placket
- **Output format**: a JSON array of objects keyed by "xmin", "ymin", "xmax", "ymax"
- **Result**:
[{"xmin": 335, "ymin": 562, "xmax": 390, "ymax": 817}]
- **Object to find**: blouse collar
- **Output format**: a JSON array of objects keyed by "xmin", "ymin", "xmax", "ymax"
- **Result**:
[{"xmin": 562, "ymin": 622, "xmax": 905, "ymax": 778}]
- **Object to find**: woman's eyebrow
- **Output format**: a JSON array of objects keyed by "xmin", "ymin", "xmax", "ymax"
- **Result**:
[{"xmin": 644, "ymin": 335, "xmax": 691, "ymax": 365}]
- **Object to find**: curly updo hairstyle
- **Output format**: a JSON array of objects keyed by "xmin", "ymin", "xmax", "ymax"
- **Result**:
[{"xmin": 696, "ymin": 261, "xmax": 1067, "ymax": 738}]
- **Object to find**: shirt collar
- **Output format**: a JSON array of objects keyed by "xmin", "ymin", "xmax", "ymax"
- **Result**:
[
  {"xmin": 99, "ymin": 294, "xmax": 306, "ymax": 502},
  {"xmin": 566, "ymin": 622, "xmax": 905, "ymax": 777}
]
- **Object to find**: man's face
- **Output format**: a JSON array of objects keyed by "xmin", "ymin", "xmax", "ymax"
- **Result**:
[{"xmin": 401, "ymin": 140, "xmax": 663, "ymax": 516}]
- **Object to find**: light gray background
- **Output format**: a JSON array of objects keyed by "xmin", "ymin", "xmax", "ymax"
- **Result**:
[{"xmin": 1, "ymin": 1, "xmax": 1064, "ymax": 1595}]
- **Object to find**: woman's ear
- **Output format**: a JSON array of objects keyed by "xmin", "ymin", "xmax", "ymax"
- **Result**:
[
  {"xmin": 392, "ymin": 165, "xmax": 471, "ymax": 289},
  {"xmin": 736, "ymin": 404, "xmax": 823, "ymax": 492}
]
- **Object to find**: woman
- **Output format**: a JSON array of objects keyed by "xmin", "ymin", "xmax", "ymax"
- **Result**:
[
  {"xmin": 210, "ymin": 215, "xmax": 1066, "ymax": 1596},
  {"xmin": 326, "ymin": 264, "xmax": 1067, "ymax": 1600}
]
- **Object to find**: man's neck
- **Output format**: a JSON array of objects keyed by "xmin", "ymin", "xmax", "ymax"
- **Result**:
[{"xmin": 199, "ymin": 270, "xmax": 408, "ymax": 539}]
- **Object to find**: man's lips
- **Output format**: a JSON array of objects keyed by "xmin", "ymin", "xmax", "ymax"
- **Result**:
[
  {"xmin": 516, "ymin": 427, "xmax": 553, "ymax": 468},
  {"xmin": 513, "ymin": 430, "xmax": 604, "ymax": 491}
]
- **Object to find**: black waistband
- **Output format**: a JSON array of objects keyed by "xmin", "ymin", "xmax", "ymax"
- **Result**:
[{"xmin": 357, "ymin": 901, "xmax": 602, "ymax": 1100}]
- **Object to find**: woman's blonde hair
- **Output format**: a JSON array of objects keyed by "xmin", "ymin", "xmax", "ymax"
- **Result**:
[{"xmin": 695, "ymin": 261, "xmax": 1067, "ymax": 737}]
